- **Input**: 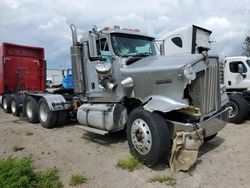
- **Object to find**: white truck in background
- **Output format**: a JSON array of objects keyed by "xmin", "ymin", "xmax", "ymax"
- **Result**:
[
  {"xmin": 159, "ymin": 25, "xmax": 212, "ymax": 56},
  {"xmin": 46, "ymin": 69, "xmax": 64, "ymax": 88},
  {"xmin": 220, "ymin": 56, "xmax": 250, "ymax": 123}
]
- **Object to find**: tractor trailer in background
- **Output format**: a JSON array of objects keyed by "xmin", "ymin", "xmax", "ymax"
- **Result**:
[
  {"xmin": 0, "ymin": 25, "xmax": 230, "ymax": 170},
  {"xmin": 220, "ymin": 56, "xmax": 250, "ymax": 124},
  {"xmin": 0, "ymin": 43, "xmax": 46, "ymax": 115}
]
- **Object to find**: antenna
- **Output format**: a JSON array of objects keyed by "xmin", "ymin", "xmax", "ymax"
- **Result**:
[{"xmin": 144, "ymin": 8, "xmax": 147, "ymax": 33}]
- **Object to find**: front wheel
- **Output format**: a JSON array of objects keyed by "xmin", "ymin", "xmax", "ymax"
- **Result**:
[
  {"xmin": 126, "ymin": 108, "xmax": 171, "ymax": 166},
  {"xmin": 228, "ymin": 95, "xmax": 249, "ymax": 124}
]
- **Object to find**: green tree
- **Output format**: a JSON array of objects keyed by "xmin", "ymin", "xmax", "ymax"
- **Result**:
[{"xmin": 243, "ymin": 36, "xmax": 250, "ymax": 56}]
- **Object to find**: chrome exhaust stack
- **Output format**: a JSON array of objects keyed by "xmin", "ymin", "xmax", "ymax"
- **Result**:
[
  {"xmin": 70, "ymin": 24, "xmax": 85, "ymax": 94},
  {"xmin": 70, "ymin": 24, "xmax": 78, "ymax": 46}
]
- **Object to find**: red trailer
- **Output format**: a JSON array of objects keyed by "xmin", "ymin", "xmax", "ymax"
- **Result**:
[{"xmin": 0, "ymin": 42, "xmax": 46, "ymax": 115}]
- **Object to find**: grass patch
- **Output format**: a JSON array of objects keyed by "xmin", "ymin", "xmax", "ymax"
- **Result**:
[
  {"xmin": 25, "ymin": 131, "xmax": 34, "ymax": 136},
  {"xmin": 70, "ymin": 173, "xmax": 87, "ymax": 186},
  {"xmin": 117, "ymin": 156, "xmax": 142, "ymax": 171},
  {"xmin": 0, "ymin": 156, "xmax": 63, "ymax": 188},
  {"xmin": 149, "ymin": 175, "xmax": 176, "ymax": 186},
  {"xmin": 12, "ymin": 145, "xmax": 25, "ymax": 152}
]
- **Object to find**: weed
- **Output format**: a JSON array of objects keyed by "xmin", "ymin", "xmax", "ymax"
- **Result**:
[
  {"xmin": 25, "ymin": 131, "xmax": 34, "ymax": 136},
  {"xmin": 12, "ymin": 145, "xmax": 25, "ymax": 152},
  {"xmin": 70, "ymin": 173, "xmax": 87, "ymax": 186},
  {"xmin": 149, "ymin": 175, "xmax": 176, "ymax": 186},
  {"xmin": 117, "ymin": 156, "xmax": 142, "ymax": 171},
  {"xmin": 0, "ymin": 156, "xmax": 63, "ymax": 188}
]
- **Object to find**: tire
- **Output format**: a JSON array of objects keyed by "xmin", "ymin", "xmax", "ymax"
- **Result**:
[
  {"xmin": 204, "ymin": 133, "xmax": 217, "ymax": 143},
  {"xmin": 24, "ymin": 96, "xmax": 39, "ymax": 123},
  {"xmin": 38, "ymin": 98, "xmax": 57, "ymax": 128},
  {"xmin": 228, "ymin": 95, "xmax": 249, "ymax": 124},
  {"xmin": 11, "ymin": 96, "xmax": 22, "ymax": 116},
  {"xmin": 2, "ymin": 95, "xmax": 11, "ymax": 113},
  {"xmin": 126, "ymin": 107, "xmax": 171, "ymax": 166},
  {"xmin": 56, "ymin": 110, "xmax": 67, "ymax": 126}
]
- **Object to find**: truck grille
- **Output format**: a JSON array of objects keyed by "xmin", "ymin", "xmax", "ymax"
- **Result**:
[{"xmin": 189, "ymin": 62, "xmax": 221, "ymax": 116}]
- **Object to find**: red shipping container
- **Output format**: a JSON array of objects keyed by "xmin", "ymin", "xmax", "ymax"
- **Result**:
[{"xmin": 0, "ymin": 42, "xmax": 45, "ymax": 95}]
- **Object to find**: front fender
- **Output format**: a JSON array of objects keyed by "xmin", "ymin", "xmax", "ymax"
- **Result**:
[{"xmin": 143, "ymin": 95, "xmax": 188, "ymax": 112}]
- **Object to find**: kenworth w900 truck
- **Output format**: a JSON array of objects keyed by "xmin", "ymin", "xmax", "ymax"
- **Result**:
[{"xmin": 1, "ymin": 25, "xmax": 230, "ymax": 171}]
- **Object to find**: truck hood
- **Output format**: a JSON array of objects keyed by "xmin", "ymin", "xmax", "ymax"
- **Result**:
[
  {"xmin": 122, "ymin": 54, "xmax": 205, "ymax": 72},
  {"xmin": 120, "ymin": 53, "xmax": 211, "ymax": 112}
]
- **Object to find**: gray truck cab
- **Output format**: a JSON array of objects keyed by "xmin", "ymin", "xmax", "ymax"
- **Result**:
[{"xmin": 70, "ymin": 24, "xmax": 230, "ymax": 171}]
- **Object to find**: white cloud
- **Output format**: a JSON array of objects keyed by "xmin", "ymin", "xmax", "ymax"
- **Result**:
[
  {"xmin": 0, "ymin": 0, "xmax": 249, "ymax": 68},
  {"xmin": 206, "ymin": 17, "xmax": 232, "ymax": 29}
]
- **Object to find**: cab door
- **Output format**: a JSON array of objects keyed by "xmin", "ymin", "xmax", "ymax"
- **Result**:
[{"xmin": 225, "ymin": 60, "xmax": 250, "ymax": 89}]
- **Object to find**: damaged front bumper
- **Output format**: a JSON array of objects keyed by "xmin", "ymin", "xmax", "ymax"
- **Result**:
[
  {"xmin": 168, "ymin": 106, "xmax": 230, "ymax": 172},
  {"xmin": 167, "ymin": 106, "xmax": 230, "ymax": 138}
]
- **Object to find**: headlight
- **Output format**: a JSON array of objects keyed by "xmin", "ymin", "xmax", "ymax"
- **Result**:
[{"xmin": 183, "ymin": 64, "xmax": 196, "ymax": 81}]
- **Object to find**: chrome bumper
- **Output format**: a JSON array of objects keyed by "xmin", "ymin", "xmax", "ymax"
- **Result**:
[{"xmin": 167, "ymin": 106, "xmax": 230, "ymax": 138}]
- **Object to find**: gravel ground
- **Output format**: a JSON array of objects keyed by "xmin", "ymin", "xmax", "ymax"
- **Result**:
[{"xmin": 0, "ymin": 109, "xmax": 249, "ymax": 188}]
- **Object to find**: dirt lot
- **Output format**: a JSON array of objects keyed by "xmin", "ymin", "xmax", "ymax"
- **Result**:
[{"xmin": 0, "ymin": 109, "xmax": 250, "ymax": 188}]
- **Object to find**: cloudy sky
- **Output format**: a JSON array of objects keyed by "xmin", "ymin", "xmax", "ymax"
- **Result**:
[{"xmin": 0, "ymin": 0, "xmax": 249, "ymax": 69}]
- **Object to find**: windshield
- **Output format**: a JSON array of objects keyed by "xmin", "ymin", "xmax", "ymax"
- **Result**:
[{"xmin": 111, "ymin": 33, "xmax": 156, "ymax": 57}]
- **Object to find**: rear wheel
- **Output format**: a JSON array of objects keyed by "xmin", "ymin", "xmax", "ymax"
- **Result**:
[
  {"xmin": 228, "ymin": 95, "xmax": 249, "ymax": 124},
  {"xmin": 3, "ymin": 95, "xmax": 11, "ymax": 113},
  {"xmin": 11, "ymin": 96, "xmax": 21, "ymax": 116},
  {"xmin": 24, "ymin": 96, "xmax": 39, "ymax": 123},
  {"xmin": 11, "ymin": 99, "xmax": 18, "ymax": 116},
  {"xmin": 38, "ymin": 98, "xmax": 57, "ymax": 128},
  {"xmin": 126, "ymin": 107, "xmax": 171, "ymax": 166}
]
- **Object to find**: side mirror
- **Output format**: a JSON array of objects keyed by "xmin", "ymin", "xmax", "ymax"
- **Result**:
[
  {"xmin": 238, "ymin": 64, "xmax": 247, "ymax": 78},
  {"xmin": 241, "ymin": 73, "xmax": 247, "ymax": 79}
]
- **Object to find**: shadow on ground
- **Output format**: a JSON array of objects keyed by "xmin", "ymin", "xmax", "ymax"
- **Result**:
[
  {"xmin": 199, "ymin": 136, "xmax": 225, "ymax": 157},
  {"xmin": 81, "ymin": 130, "xmax": 127, "ymax": 147}
]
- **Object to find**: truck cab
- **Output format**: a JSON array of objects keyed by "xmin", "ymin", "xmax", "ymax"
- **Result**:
[
  {"xmin": 223, "ymin": 56, "xmax": 250, "ymax": 90},
  {"xmin": 72, "ymin": 26, "xmax": 157, "ymax": 102}
]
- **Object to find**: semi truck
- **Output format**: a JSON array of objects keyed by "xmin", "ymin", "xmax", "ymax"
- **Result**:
[
  {"xmin": 0, "ymin": 42, "xmax": 46, "ymax": 116},
  {"xmin": 0, "ymin": 25, "xmax": 230, "ymax": 171},
  {"xmin": 220, "ymin": 56, "xmax": 250, "ymax": 123}
]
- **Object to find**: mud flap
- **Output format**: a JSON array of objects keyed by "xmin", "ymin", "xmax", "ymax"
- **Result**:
[{"xmin": 169, "ymin": 129, "xmax": 204, "ymax": 172}]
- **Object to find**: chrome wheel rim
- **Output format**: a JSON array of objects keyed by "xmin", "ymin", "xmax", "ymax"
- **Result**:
[
  {"xmin": 39, "ymin": 102, "xmax": 48, "ymax": 122},
  {"xmin": 3, "ymin": 98, "xmax": 8, "ymax": 110},
  {"xmin": 11, "ymin": 100, "xmax": 16, "ymax": 113},
  {"xmin": 26, "ymin": 100, "xmax": 33, "ymax": 118},
  {"xmin": 228, "ymin": 101, "xmax": 238, "ymax": 118},
  {"xmin": 131, "ymin": 118, "xmax": 152, "ymax": 155}
]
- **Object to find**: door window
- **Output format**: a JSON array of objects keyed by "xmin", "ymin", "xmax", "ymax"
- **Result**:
[
  {"xmin": 229, "ymin": 61, "xmax": 247, "ymax": 73},
  {"xmin": 96, "ymin": 38, "xmax": 109, "ymax": 55}
]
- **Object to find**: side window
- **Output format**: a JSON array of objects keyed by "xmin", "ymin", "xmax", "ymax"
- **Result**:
[
  {"xmin": 171, "ymin": 37, "xmax": 183, "ymax": 48},
  {"xmin": 229, "ymin": 61, "xmax": 247, "ymax": 73},
  {"xmin": 96, "ymin": 38, "xmax": 109, "ymax": 55}
]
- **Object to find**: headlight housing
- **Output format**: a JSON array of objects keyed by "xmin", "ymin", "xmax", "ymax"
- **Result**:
[{"xmin": 183, "ymin": 64, "xmax": 196, "ymax": 81}]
